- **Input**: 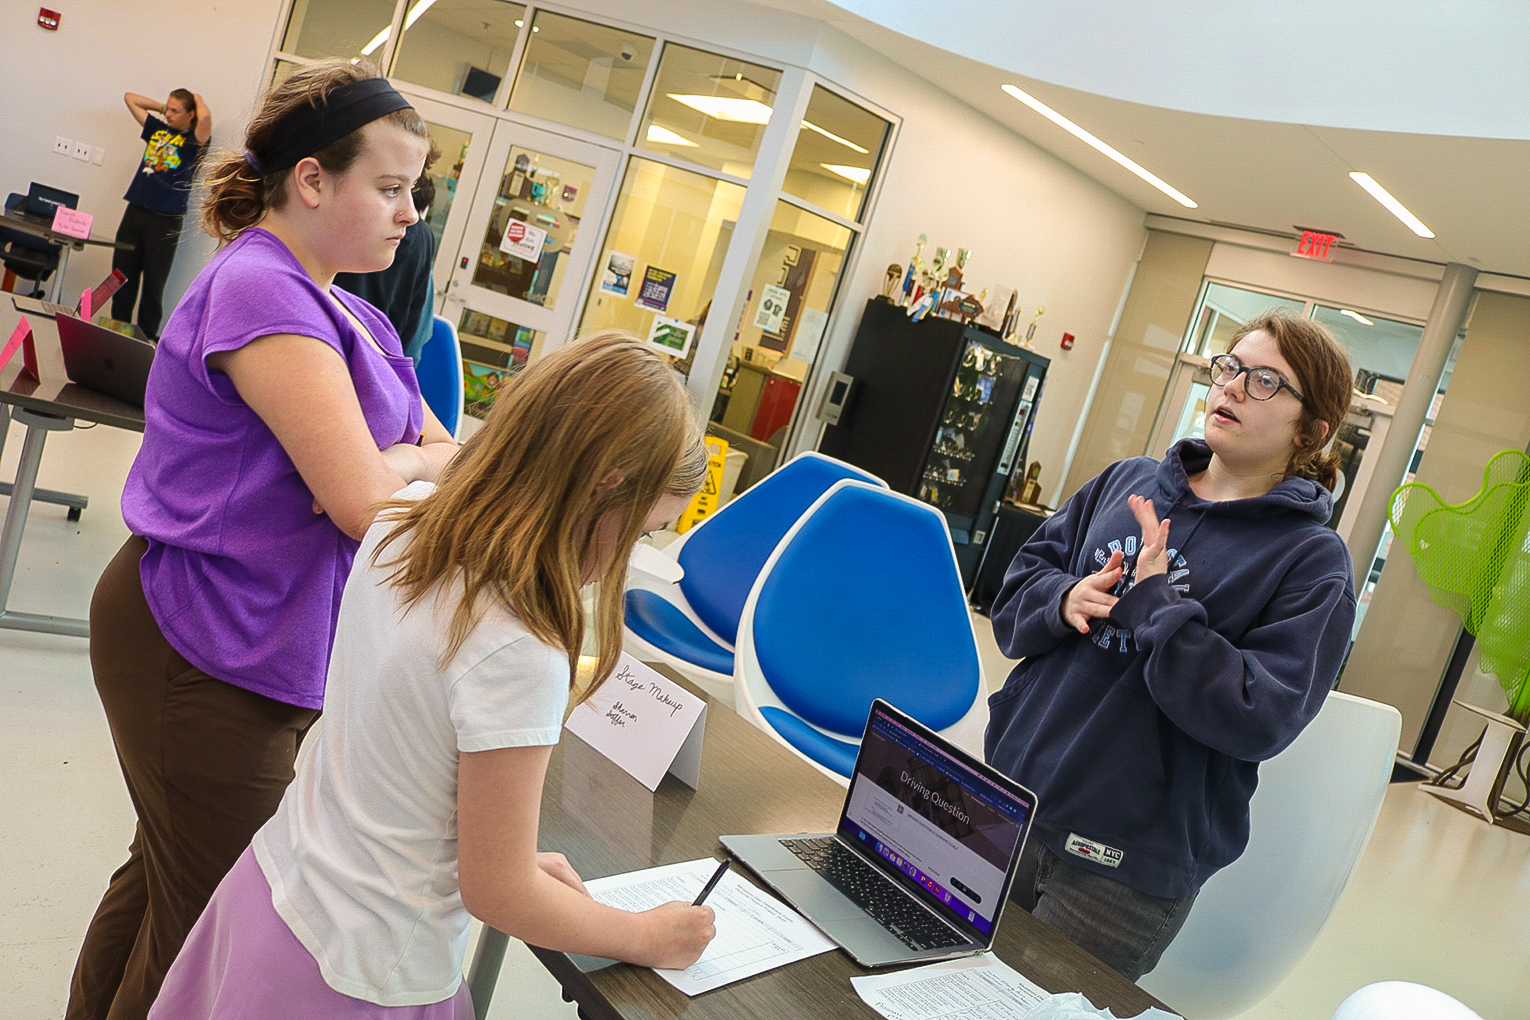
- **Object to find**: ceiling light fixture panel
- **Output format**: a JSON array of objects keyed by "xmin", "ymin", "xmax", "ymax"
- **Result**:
[
  {"xmin": 646, "ymin": 124, "xmax": 699, "ymax": 147},
  {"xmin": 1349, "ymin": 172, "xmax": 1435, "ymax": 238},
  {"xmin": 820, "ymin": 163, "xmax": 870, "ymax": 184},
  {"xmin": 1000, "ymin": 83, "xmax": 1197, "ymax": 209}
]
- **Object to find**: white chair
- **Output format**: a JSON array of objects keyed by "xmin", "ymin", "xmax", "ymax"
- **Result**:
[
  {"xmin": 1331, "ymin": 982, "xmax": 1483, "ymax": 1020},
  {"xmin": 1138, "ymin": 691, "xmax": 1401, "ymax": 1020},
  {"xmin": 734, "ymin": 480, "xmax": 988, "ymax": 784}
]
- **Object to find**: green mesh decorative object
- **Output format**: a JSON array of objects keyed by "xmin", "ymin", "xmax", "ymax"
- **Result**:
[{"xmin": 1389, "ymin": 450, "xmax": 1530, "ymax": 723}]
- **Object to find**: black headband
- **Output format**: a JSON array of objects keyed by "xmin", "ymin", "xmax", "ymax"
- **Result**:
[{"xmin": 251, "ymin": 77, "xmax": 414, "ymax": 175}]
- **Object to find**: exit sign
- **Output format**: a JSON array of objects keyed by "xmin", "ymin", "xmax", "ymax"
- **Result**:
[{"xmin": 1291, "ymin": 229, "xmax": 1342, "ymax": 262}]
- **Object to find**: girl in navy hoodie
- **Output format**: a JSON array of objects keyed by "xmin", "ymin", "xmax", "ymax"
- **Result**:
[{"xmin": 986, "ymin": 310, "xmax": 1357, "ymax": 980}]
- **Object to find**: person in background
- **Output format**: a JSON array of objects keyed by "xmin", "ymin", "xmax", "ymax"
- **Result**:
[
  {"xmin": 150, "ymin": 334, "xmax": 715, "ymax": 1017},
  {"xmin": 985, "ymin": 310, "xmax": 1357, "ymax": 980},
  {"xmin": 67, "ymin": 61, "xmax": 458, "ymax": 1020},
  {"xmin": 114, "ymin": 89, "xmax": 211, "ymax": 338},
  {"xmin": 335, "ymin": 168, "xmax": 439, "ymax": 364}
]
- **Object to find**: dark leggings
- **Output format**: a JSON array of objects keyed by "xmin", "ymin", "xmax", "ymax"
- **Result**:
[
  {"xmin": 66, "ymin": 536, "xmax": 318, "ymax": 1020},
  {"xmin": 110, "ymin": 205, "xmax": 182, "ymax": 339}
]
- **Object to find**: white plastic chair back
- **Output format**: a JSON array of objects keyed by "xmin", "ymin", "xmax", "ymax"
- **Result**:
[
  {"xmin": 1330, "ymin": 981, "xmax": 1483, "ymax": 1020},
  {"xmin": 1138, "ymin": 691, "xmax": 1401, "ymax": 1020}
]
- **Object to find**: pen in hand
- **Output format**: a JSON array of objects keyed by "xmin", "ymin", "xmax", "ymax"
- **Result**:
[{"xmin": 692, "ymin": 858, "xmax": 730, "ymax": 906}]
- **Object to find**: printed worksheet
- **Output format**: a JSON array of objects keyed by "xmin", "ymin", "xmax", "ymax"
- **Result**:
[
  {"xmin": 851, "ymin": 953, "xmax": 1049, "ymax": 1020},
  {"xmin": 585, "ymin": 858, "xmax": 836, "ymax": 995}
]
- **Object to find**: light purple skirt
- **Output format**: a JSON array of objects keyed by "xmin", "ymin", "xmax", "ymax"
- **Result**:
[{"xmin": 150, "ymin": 847, "xmax": 473, "ymax": 1019}]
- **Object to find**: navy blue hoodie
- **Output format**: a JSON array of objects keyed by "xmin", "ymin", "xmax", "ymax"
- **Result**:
[{"xmin": 985, "ymin": 440, "xmax": 1356, "ymax": 899}]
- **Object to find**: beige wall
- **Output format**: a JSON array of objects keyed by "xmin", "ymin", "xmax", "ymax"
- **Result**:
[
  {"xmin": 1059, "ymin": 230, "xmax": 1213, "ymax": 501},
  {"xmin": 1341, "ymin": 290, "xmax": 1530, "ymax": 753}
]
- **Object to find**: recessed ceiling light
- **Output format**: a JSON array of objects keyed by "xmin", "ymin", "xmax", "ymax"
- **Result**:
[
  {"xmin": 646, "ymin": 124, "xmax": 699, "ymax": 147},
  {"xmin": 668, "ymin": 95, "xmax": 773, "ymax": 123},
  {"xmin": 801, "ymin": 120, "xmax": 869, "ymax": 154},
  {"xmin": 820, "ymin": 163, "xmax": 870, "ymax": 184},
  {"xmin": 1340, "ymin": 309, "xmax": 1374, "ymax": 326},
  {"xmin": 1349, "ymin": 172, "xmax": 1435, "ymax": 238},
  {"xmin": 1000, "ymin": 83, "xmax": 1196, "ymax": 209}
]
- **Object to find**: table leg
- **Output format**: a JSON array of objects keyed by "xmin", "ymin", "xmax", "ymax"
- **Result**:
[
  {"xmin": 467, "ymin": 927, "xmax": 511, "ymax": 1020},
  {"xmin": 0, "ymin": 409, "xmax": 89, "ymax": 637},
  {"xmin": 0, "ymin": 405, "xmax": 88, "ymax": 517}
]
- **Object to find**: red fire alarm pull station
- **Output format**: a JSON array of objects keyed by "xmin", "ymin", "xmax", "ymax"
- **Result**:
[
  {"xmin": 1060, "ymin": 332, "xmax": 1075, "ymax": 350},
  {"xmin": 38, "ymin": 7, "xmax": 61, "ymax": 29}
]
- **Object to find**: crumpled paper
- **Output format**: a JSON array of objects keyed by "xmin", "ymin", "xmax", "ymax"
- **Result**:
[{"xmin": 1022, "ymin": 991, "xmax": 1182, "ymax": 1020}]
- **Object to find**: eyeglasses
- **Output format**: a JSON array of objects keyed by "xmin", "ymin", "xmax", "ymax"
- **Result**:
[{"xmin": 1209, "ymin": 354, "xmax": 1307, "ymax": 404}]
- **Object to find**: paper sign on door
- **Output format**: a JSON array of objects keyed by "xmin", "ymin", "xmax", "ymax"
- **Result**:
[
  {"xmin": 499, "ymin": 219, "xmax": 548, "ymax": 263},
  {"xmin": 564, "ymin": 653, "xmax": 706, "ymax": 791}
]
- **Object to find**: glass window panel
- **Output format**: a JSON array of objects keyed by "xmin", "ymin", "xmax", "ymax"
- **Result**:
[
  {"xmin": 579, "ymin": 158, "xmax": 746, "ymax": 380},
  {"xmin": 508, "ymin": 11, "xmax": 654, "ymax": 139},
  {"xmin": 638, "ymin": 44, "xmax": 783, "ymax": 180},
  {"xmin": 1309, "ymin": 305, "xmax": 1424, "ymax": 392},
  {"xmin": 1185, "ymin": 282, "xmax": 1305, "ymax": 357},
  {"xmin": 458, "ymin": 308, "xmax": 543, "ymax": 417},
  {"xmin": 782, "ymin": 85, "xmax": 890, "ymax": 222},
  {"xmin": 280, "ymin": 0, "xmax": 397, "ymax": 62},
  {"xmin": 418, "ymin": 121, "xmax": 473, "ymax": 253},
  {"xmin": 271, "ymin": 59, "xmax": 306, "ymax": 87},
  {"xmin": 471, "ymin": 146, "xmax": 597, "ymax": 310},
  {"xmin": 712, "ymin": 201, "xmax": 854, "ymax": 437},
  {"xmin": 393, "ymin": 0, "xmax": 525, "ymax": 103}
]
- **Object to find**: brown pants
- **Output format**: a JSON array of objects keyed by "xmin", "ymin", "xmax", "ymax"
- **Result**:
[{"xmin": 67, "ymin": 536, "xmax": 319, "ymax": 1020}]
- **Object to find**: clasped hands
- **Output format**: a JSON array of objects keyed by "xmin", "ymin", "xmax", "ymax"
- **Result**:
[{"xmin": 1061, "ymin": 495, "xmax": 1171, "ymax": 634}]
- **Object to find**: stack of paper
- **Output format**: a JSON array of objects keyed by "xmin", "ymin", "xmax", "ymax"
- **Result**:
[
  {"xmin": 585, "ymin": 858, "xmax": 837, "ymax": 996},
  {"xmin": 851, "ymin": 954, "xmax": 1182, "ymax": 1020}
]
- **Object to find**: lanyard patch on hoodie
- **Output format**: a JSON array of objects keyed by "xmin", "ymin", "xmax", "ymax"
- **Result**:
[{"xmin": 1087, "ymin": 538, "xmax": 1191, "ymax": 654}]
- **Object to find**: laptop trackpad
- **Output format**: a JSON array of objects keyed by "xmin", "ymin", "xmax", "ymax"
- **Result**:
[{"xmin": 763, "ymin": 867, "xmax": 865, "ymax": 921}]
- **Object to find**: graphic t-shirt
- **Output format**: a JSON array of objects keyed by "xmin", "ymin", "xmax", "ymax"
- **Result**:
[{"xmin": 123, "ymin": 113, "xmax": 202, "ymax": 216}]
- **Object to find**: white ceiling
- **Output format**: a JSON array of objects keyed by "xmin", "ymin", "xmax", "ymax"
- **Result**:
[{"xmin": 753, "ymin": 0, "xmax": 1530, "ymax": 278}]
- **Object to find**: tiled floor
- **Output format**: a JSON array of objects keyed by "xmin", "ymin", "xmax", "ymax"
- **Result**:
[{"xmin": 1, "ymin": 414, "xmax": 1524, "ymax": 1019}]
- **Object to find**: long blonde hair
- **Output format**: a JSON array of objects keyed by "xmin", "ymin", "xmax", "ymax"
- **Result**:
[{"xmin": 374, "ymin": 332, "xmax": 708, "ymax": 701}]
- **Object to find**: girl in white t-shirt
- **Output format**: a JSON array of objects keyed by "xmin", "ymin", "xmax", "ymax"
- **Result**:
[{"xmin": 150, "ymin": 332, "xmax": 715, "ymax": 1018}]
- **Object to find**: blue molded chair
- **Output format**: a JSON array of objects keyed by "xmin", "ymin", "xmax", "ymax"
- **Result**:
[
  {"xmin": 734, "ymin": 480, "xmax": 987, "ymax": 783},
  {"xmin": 623, "ymin": 452, "xmax": 885, "ymax": 700},
  {"xmin": 417, "ymin": 315, "xmax": 464, "ymax": 440}
]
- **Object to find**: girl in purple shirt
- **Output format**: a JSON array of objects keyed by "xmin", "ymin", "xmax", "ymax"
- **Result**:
[{"xmin": 68, "ymin": 62, "xmax": 458, "ymax": 1020}]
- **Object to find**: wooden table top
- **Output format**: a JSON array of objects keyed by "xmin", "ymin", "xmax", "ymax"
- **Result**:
[
  {"xmin": 0, "ymin": 321, "xmax": 145, "ymax": 432},
  {"xmin": 529, "ymin": 668, "xmax": 1174, "ymax": 1020}
]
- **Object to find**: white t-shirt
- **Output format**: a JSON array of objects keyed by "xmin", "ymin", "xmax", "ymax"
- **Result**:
[{"xmin": 253, "ymin": 482, "xmax": 572, "ymax": 1006}]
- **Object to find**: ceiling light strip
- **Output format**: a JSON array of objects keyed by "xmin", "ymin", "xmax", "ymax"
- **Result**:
[
  {"xmin": 801, "ymin": 120, "xmax": 869, "ymax": 154},
  {"xmin": 1001, "ymin": 84, "xmax": 1197, "ymax": 209},
  {"xmin": 360, "ymin": 0, "xmax": 436, "ymax": 55},
  {"xmin": 1348, "ymin": 172, "xmax": 1435, "ymax": 238}
]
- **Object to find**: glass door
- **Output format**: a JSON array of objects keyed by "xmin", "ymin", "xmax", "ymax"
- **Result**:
[
  {"xmin": 443, "ymin": 122, "xmax": 619, "ymax": 409},
  {"xmin": 394, "ymin": 92, "xmax": 498, "ymax": 312}
]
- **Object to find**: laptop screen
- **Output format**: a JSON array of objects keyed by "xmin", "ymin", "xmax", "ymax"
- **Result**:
[
  {"xmin": 839, "ymin": 702, "xmax": 1033, "ymax": 939},
  {"xmin": 27, "ymin": 183, "xmax": 78, "ymax": 218}
]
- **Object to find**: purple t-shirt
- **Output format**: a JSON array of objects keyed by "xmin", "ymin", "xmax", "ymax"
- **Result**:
[{"xmin": 123, "ymin": 228, "xmax": 424, "ymax": 709}]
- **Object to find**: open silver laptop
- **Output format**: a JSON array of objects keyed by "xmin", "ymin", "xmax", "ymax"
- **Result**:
[
  {"xmin": 722, "ymin": 699, "xmax": 1036, "ymax": 967},
  {"xmin": 55, "ymin": 313, "xmax": 155, "ymax": 406}
]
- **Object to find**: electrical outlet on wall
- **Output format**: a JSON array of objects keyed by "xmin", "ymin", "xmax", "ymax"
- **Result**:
[
  {"xmin": 72, "ymin": 141, "xmax": 93, "ymax": 162},
  {"xmin": 54, "ymin": 135, "xmax": 72, "ymax": 155}
]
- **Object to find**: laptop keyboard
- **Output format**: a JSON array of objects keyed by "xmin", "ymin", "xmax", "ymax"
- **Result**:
[{"xmin": 781, "ymin": 837, "xmax": 967, "ymax": 952}]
